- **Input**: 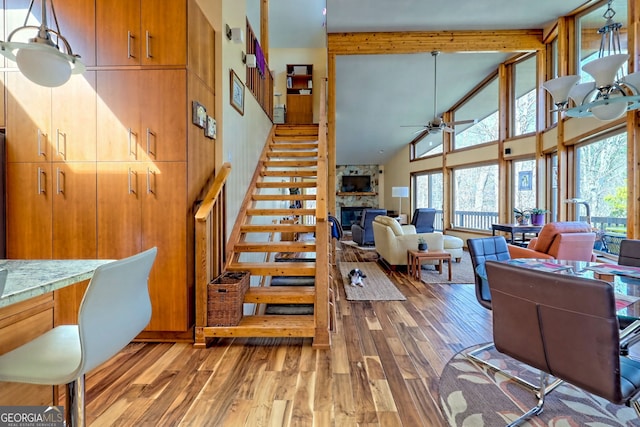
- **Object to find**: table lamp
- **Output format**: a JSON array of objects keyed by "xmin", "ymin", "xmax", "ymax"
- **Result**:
[{"xmin": 392, "ymin": 187, "xmax": 409, "ymax": 216}]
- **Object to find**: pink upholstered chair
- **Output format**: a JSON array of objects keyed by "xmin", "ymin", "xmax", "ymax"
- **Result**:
[{"xmin": 507, "ymin": 221, "xmax": 597, "ymax": 261}]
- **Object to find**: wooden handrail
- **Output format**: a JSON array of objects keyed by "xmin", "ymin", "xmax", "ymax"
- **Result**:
[{"xmin": 195, "ymin": 163, "xmax": 232, "ymax": 222}]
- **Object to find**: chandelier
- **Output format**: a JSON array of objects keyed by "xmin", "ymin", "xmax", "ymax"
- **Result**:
[
  {"xmin": 543, "ymin": 0, "xmax": 640, "ymax": 121},
  {"xmin": 0, "ymin": 0, "xmax": 85, "ymax": 87}
]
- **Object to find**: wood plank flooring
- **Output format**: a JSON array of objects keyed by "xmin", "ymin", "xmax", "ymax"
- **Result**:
[{"xmin": 84, "ymin": 243, "xmax": 493, "ymax": 426}]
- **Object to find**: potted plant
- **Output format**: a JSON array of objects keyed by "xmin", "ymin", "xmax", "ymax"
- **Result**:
[
  {"xmin": 513, "ymin": 208, "xmax": 531, "ymax": 225},
  {"xmin": 529, "ymin": 208, "xmax": 549, "ymax": 226},
  {"xmin": 418, "ymin": 237, "xmax": 428, "ymax": 251}
]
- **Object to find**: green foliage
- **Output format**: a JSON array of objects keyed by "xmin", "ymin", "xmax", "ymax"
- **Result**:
[
  {"xmin": 529, "ymin": 208, "xmax": 549, "ymax": 215},
  {"xmin": 603, "ymin": 184, "xmax": 627, "ymax": 218},
  {"xmin": 513, "ymin": 208, "xmax": 530, "ymax": 218}
]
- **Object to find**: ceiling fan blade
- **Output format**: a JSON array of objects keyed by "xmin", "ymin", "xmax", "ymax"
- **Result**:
[
  {"xmin": 449, "ymin": 118, "xmax": 478, "ymax": 126},
  {"xmin": 401, "ymin": 125, "xmax": 427, "ymax": 128}
]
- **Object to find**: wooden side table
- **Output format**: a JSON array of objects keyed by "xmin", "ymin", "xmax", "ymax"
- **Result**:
[{"xmin": 407, "ymin": 249, "xmax": 452, "ymax": 282}]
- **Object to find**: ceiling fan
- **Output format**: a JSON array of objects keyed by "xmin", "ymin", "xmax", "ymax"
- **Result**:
[{"xmin": 402, "ymin": 51, "xmax": 477, "ymax": 137}]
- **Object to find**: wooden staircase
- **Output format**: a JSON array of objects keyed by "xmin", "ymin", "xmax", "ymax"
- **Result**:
[{"xmin": 195, "ymin": 124, "xmax": 331, "ymax": 347}]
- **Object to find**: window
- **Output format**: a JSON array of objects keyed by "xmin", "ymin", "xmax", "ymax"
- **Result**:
[
  {"xmin": 575, "ymin": 131, "xmax": 627, "ymax": 254},
  {"xmin": 512, "ymin": 159, "xmax": 537, "ymax": 220},
  {"xmin": 454, "ymin": 76, "xmax": 499, "ymax": 149},
  {"xmin": 513, "ymin": 55, "xmax": 537, "ymax": 136},
  {"xmin": 452, "ymin": 164, "xmax": 499, "ymax": 230},
  {"xmin": 412, "ymin": 135, "xmax": 443, "ymax": 159},
  {"xmin": 412, "ymin": 170, "xmax": 443, "ymax": 231},
  {"xmin": 548, "ymin": 153, "xmax": 559, "ymax": 223},
  {"xmin": 547, "ymin": 37, "xmax": 559, "ymax": 126}
]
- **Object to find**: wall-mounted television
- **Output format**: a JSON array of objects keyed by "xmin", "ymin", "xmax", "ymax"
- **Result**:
[{"xmin": 341, "ymin": 175, "xmax": 371, "ymax": 192}]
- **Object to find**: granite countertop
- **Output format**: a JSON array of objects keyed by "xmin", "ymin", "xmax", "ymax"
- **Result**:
[{"xmin": 0, "ymin": 259, "xmax": 114, "ymax": 308}]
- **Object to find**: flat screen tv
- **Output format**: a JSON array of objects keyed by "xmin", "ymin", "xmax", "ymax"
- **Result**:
[{"xmin": 341, "ymin": 175, "xmax": 371, "ymax": 192}]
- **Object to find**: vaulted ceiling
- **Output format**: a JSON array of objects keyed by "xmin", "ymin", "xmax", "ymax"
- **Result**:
[{"xmin": 252, "ymin": 0, "xmax": 609, "ymax": 164}]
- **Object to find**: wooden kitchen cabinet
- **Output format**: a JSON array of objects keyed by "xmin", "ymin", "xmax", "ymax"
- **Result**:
[
  {"xmin": 97, "ymin": 69, "xmax": 187, "ymax": 162},
  {"xmin": 96, "ymin": 0, "xmax": 187, "ymax": 67}
]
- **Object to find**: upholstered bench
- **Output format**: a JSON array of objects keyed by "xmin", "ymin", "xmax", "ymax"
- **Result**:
[{"xmin": 443, "ymin": 235, "xmax": 464, "ymax": 262}]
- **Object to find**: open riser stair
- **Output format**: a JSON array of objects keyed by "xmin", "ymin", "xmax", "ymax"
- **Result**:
[{"xmin": 197, "ymin": 124, "xmax": 332, "ymax": 345}]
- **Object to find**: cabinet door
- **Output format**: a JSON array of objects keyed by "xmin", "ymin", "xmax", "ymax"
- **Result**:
[
  {"xmin": 97, "ymin": 71, "xmax": 141, "ymax": 161},
  {"xmin": 54, "ymin": 0, "xmax": 97, "ymax": 67},
  {"xmin": 141, "ymin": 0, "xmax": 187, "ymax": 66},
  {"xmin": 96, "ymin": 0, "xmax": 141, "ymax": 66},
  {"xmin": 52, "ymin": 72, "xmax": 97, "ymax": 162},
  {"xmin": 140, "ymin": 70, "xmax": 187, "ymax": 161},
  {"xmin": 142, "ymin": 161, "xmax": 187, "ymax": 331},
  {"xmin": 97, "ymin": 162, "xmax": 142, "ymax": 259},
  {"xmin": 6, "ymin": 163, "xmax": 53, "ymax": 259},
  {"xmin": 6, "ymin": 73, "xmax": 51, "ymax": 162},
  {"xmin": 52, "ymin": 162, "xmax": 97, "ymax": 259},
  {"xmin": 286, "ymin": 94, "xmax": 313, "ymax": 124}
]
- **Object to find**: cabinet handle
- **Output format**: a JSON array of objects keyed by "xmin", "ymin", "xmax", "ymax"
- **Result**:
[
  {"xmin": 146, "ymin": 128, "xmax": 156, "ymax": 157},
  {"xmin": 145, "ymin": 30, "xmax": 152, "ymax": 59},
  {"xmin": 146, "ymin": 168, "xmax": 156, "ymax": 194},
  {"xmin": 127, "ymin": 31, "xmax": 135, "ymax": 59},
  {"xmin": 37, "ymin": 129, "xmax": 46, "ymax": 158},
  {"xmin": 56, "ymin": 128, "xmax": 66, "ymax": 160},
  {"xmin": 56, "ymin": 167, "xmax": 65, "ymax": 195},
  {"xmin": 37, "ymin": 167, "xmax": 46, "ymax": 195},
  {"xmin": 128, "ymin": 128, "xmax": 137, "ymax": 159},
  {"xmin": 128, "ymin": 168, "xmax": 137, "ymax": 194}
]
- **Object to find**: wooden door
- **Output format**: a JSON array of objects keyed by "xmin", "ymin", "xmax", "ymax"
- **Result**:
[
  {"xmin": 52, "ymin": 72, "xmax": 97, "ymax": 162},
  {"xmin": 96, "ymin": 0, "xmax": 141, "ymax": 66},
  {"xmin": 141, "ymin": 0, "xmax": 187, "ymax": 66},
  {"xmin": 6, "ymin": 163, "xmax": 53, "ymax": 259},
  {"xmin": 139, "ymin": 70, "xmax": 187, "ymax": 161},
  {"xmin": 141, "ymin": 161, "xmax": 187, "ymax": 331},
  {"xmin": 97, "ymin": 162, "xmax": 142, "ymax": 260},
  {"xmin": 96, "ymin": 70, "xmax": 141, "ymax": 161},
  {"xmin": 54, "ymin": 0, "xmax": 97, "ymax": 67},
  {"xmin": 6, "ymin": 73, "xmax": 51, "ymax": 162}
]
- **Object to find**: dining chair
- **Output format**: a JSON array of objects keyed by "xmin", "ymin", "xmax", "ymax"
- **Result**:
[
  {"xmin": 619, "ymin": 239, "xmax": 640, "ymax": 267},
  {"xmin": 617, "ymin": 239, "xmax": 640, "ymax": 355},
  {"xmin": 465, "ymin": 237, "xmax": 560, "ymax": 395},
  {"xmin": 0, "ymin": 247, "xmax": 157, "ymax": 427},
  {"xmin": 485, "ymin": 260, "xmax": 640, "ymax": 426}
]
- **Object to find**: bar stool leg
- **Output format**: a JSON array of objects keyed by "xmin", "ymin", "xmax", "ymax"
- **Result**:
[{"xmin": 66, "ymin": 376, "xmax": 86, "ymax": 427}]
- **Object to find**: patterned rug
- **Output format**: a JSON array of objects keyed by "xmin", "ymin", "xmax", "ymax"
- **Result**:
[
  {"xmin": 421, "ymin": 250, "xmax": 474, "ymax": 284},
  {"xmin": 340, "ymin": 240, "xmax": 377, "ymax": 251},
  {"xmin": 339, "ymin": 262, "xmax": 406, "ymax": 301},
  {"xmin": 439, "ymin": 344, "xmax": 640, "ymax": 426}
]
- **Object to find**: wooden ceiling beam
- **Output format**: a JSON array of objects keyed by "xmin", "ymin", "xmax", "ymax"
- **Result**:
[{"xmin": 328, "ymin": 30, "xmax": 544, "ymax": 55}]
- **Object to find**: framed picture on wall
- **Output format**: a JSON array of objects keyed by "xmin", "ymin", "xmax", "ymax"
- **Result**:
[
  {"xmin": 230, "ymin": 69, "xmax": 245, "ymax": 116},
  {"xmin": 192, "ymin": 101, "xmax": 207, "ymax": 128},
  {"xmin": 205, "ymin": 116, "xmax": 216, "ymax": 139},
  {"xmin": 518, "ymin": 170, "xmax": 533, "ymax": 191}
]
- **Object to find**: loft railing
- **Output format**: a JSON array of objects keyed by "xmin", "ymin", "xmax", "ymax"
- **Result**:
[
  {"xmin": 193, "ymin": 163, "xmax": 231, "ymax": 345},
  {"xmin": 313, "ymin": 78, "xmax": 330, "ymax": 348},
  {"xmin": 246, "ymin": 19, "xmax": 274, "ymax": 121}
]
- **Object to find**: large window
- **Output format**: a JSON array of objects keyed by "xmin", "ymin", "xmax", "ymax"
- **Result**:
[
  {"xmin": 513, "ymin": 55, "xmax": 537, "ymax": 136},
  {"xmin": 452, "ymin": 164, "xmax": 499, "ymax": 230},
  {"xmin": 412, "ymin": 135, "xmax": 443, "ymax": 159},
  {"xmin": 575, "ymin": 131, "xmax": 627, "ymax": 254},
  {"xmin": 413, "ymin": 170, "xmax": 443, "ymax": 231},
  {"xmin": 454, "ymin": 76, "xmax": 499, "ymax": 149},
  {"xmin": 512, "ymin": 159, "xmax": 537, "ymax": 220}
]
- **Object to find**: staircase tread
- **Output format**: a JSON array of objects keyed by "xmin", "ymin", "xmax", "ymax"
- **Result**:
[
  {"xmin": 246, "ymin": 208, "xmax": 316, "ymax": 216},
  {"xmin": 227, "ymin": 262, "xmax": 316, "ymax": 276},
  {"xmin": 234, "ymin": 241, "xmax": 316, "ymax": 251},
  {"xmin": 252, "ymin": 194, "xmax": 317, "ymax": 200},
  {"xmin": 240, "ymin": 224, "xmax": 316, "ymax": 232},
  {"xmin": 244, "ymin": 286, "xmax": 315, "ymax": 304},
  {"xmin": 202, "ymin": 315, "xmax": 315, "ymax": 337},
  {"xmin": 256, "ymin": 181, "xmax": 317, "ymax": 188}
]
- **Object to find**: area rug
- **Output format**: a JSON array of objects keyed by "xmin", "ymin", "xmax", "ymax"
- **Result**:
[
  {"xmin": 339, "ymin": 262, "xmax": 406, "ymax": 301},
  {"xmin": 439, "ymin": 343, "xmax": 640, "ymax": 426},
  {"xmin": 340, "ymin": 240, "xmax": 377, "ymax": 251},
  {"xmin": 421, "ymin": 250, "xmax": 475, "ymax": 284}
]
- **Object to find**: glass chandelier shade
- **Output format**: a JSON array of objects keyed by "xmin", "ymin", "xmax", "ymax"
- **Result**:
[
  {"xmin": 542, "ymin": 0, "xmax": 640, "ymax": 121},
  {"xmin": 0, "ymin": 0, "xmax": 84, "ymax": 87}
]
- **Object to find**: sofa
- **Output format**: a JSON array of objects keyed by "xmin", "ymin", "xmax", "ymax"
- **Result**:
[
  {"xmin": 351, "ymin": 208, "xmax": 387, "ymax": 246},
  {"xmin": 507, "ymin": 221, "xmax": 596, "ymax": 261},
  {"xmin": 372, "ymin": 215, "xmax": 444, "ymax": 268}
]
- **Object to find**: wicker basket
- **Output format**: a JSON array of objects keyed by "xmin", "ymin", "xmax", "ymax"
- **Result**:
[{"xmin": 207, "ymin": 271, "xmax": 250, "ymax": 326}]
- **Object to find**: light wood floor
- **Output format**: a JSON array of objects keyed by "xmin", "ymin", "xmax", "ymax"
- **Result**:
[{"xmin": 85, "ymin": 243, "xmax": 493, "ymax": 426}]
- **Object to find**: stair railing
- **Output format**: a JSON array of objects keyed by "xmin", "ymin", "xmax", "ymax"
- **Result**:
[
  {"xmin": 313, "ymin": 78, "xmax": 331, "ymax": 348},
  {"xmin": 194, "ymin": 162, "xmax": 231, "ymax": 346}
]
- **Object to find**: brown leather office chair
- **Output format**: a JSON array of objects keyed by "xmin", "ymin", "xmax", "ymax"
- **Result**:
[
  {"xmin": 507, "ymin": 221, "xmax": 596, "ymax": 261},
  {"xmin": 485, "ymin": 260, "xmax": 640, "ymax": 426}
]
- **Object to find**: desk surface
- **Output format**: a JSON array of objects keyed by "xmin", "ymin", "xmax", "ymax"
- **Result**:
[
  {"xmin": 0, "ymin": 259, "xmax": 113, "ymax": 308},
  {"xmin": 491, "ymin": 223, "xmax": 543, "ymax": 234}
]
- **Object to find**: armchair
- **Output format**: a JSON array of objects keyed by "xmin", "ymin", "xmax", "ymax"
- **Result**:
[
  {"xmin": 372, "ymin": 215, "xmax": 443, "ymax": 269},
  {"xmin": 507, "ymin": 221, "xmax": 596, "ymax": 262},
  {"xmin": 351, "ymin": 208, "xmax": 386, "ymax": 246},
  {"xmin": 411, "ymin": 208, "xmax": 436, "ymax": 233}
]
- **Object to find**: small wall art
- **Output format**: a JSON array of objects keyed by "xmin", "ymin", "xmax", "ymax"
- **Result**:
[
  {"xmin": 192, "ymin": 101, "xmax": 207, "ymax": 128},
  {"xmin": 230, "ymin": 69, "xmax": 245, "ymax": 116},
  {"xmin": 206, "ymin": 116, "xmax": 217, "ymax": 139}
]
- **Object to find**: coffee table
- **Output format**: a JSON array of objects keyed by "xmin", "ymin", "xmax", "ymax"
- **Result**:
[{"xmin": 407, "ymin": 249, "xmax": 452, "ymax": 282}]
